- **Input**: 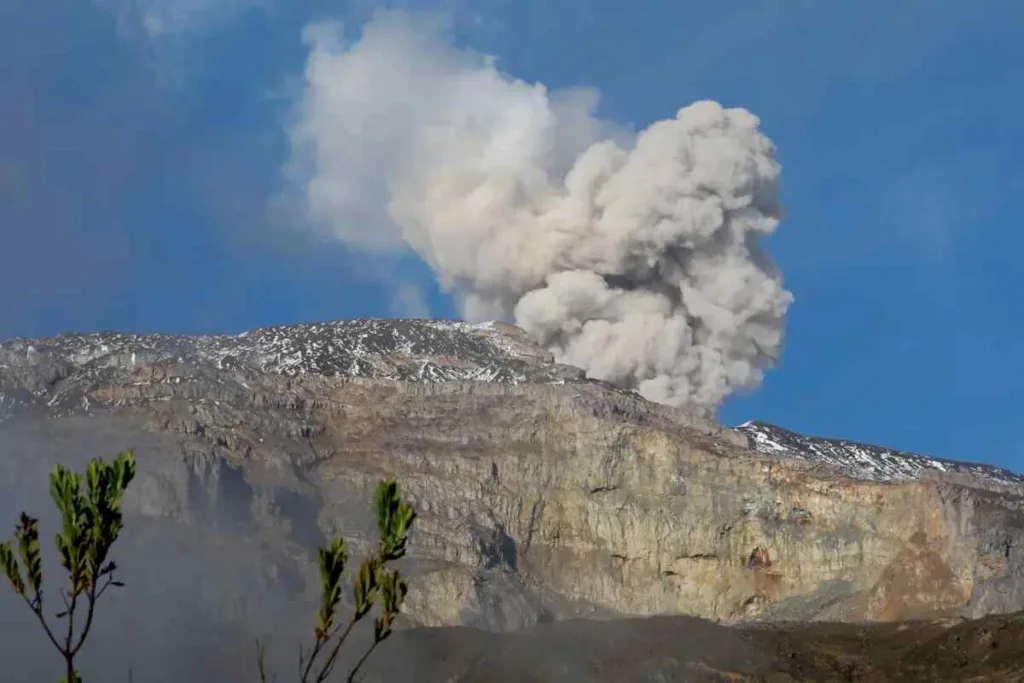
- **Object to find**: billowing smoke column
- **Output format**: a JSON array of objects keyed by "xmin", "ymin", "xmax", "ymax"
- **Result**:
[{"xmin": 286, "ymin": 11, "xmax": 793, "ymax": 415}]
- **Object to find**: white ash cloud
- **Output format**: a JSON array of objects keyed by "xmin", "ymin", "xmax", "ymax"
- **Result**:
[{"xmin": 284, "ymin": 10, "xmax": 793, "ymax": 414}]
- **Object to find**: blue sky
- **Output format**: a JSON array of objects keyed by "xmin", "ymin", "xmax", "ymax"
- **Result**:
[{"xmin": 2, "ymin": 0, "xmax": 1022, "ymax": 470}]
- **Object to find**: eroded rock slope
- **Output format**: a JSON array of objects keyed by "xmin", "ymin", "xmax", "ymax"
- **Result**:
[{"xmin": 1, "ymin": 319, "xmax": 1022, "ymax": 630}]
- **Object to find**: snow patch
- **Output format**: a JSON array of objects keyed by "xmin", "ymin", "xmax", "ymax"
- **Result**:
[{"xmin": 736, "ymin": 421, "xmax": 1024, "ymax": 486}]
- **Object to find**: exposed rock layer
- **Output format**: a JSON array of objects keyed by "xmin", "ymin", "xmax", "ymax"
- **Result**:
[{"xmin": 1, "ymin": 319, "xmax": 1022, "ymax": 629}]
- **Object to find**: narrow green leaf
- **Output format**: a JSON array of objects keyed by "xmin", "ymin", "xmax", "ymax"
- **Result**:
[
  {"xmin": 15, "ymin": 513, "xmax": 42, "ymax": 595},
  {"xmin": 354, "ymin": 558, "xmax": 379, "ymax": 617},
  {"xmin": 0, "ymin": 540, "xmax": 25, "ymax": 596}
]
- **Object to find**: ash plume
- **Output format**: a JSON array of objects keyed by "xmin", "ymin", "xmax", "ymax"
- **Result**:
[{"xmin": 285, "ymin": 11, "xmax": 793, "ymax": 414}]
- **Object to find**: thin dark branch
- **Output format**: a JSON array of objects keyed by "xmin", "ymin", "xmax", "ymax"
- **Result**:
[
  {"xmin": 64, "ymin": 580, "xmax": 79, "ymax": 654},
  {"xmin": 316, "ymin": 616, "xmax": 361, "ymax": 683},
  {"xmin": 63, "ymin": 577, "xmax": 80, "ymax": 683},
  {"xmin": 256, "ymin": 639, "xmax": 273, "ymax": 683},
  {"xmin": 345, "ymin": 638, "xmax": 382, "ymax": 683},
  {"xmin": 300, "ymin": 639, "xmax": 325, "ymax": 682},
  {"xmin": 303, "ymin": 605, "xmax": 369, "ymax": 683},
  {"xmin": 22, "ymin": 594, "xmax": 63, "ymax": 654},
  {"xmin": 316, "ymin": 616, "xmax": 355, "ymax": 649},
  {"xmin": 93, "ymin": 573, "xmax": 117, "ymax": 601},
  {"xmin": 71, "ymin": 565, "xmax": 110, "ymax": 655}
]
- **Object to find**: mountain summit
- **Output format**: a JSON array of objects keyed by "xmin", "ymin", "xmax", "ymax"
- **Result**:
[{"xmin": 1, "ymin": 318, "xmax": 1022, "ymax": 631}]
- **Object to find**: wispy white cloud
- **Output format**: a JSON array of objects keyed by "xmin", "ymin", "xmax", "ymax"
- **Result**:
[
  {"xmin": 94, "ymin": 0, "xmax": 511, "ymax": 44},
  {"xmin": 95, "ymin": 0, "xmax": 271, "ymax": 40}
]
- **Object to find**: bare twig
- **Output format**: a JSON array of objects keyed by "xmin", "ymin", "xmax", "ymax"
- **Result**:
[{"xmin": 345, "ymin": 638, "xmax": 382, "ymax": 683}]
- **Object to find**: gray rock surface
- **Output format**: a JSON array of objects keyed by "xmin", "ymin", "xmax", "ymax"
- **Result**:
[{"xmin": 1, "ymin": 318, "xmax": 1023, "ymax": 637}]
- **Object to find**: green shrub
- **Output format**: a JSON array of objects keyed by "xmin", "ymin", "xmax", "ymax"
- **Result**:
[
  {"xmin": 1, "ymin": 451, "xmax": 417, "ymax": 683},
  {"xmin": 257, "ymin": 477, "xmax": 417, "ymax": 683},
  {"xmin": 0, "ymin": 451, "xmax": 136, "ymax": 683}
]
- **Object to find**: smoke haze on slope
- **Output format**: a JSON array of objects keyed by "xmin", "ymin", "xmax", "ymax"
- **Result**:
[
  {"xmin": 0, "ymin": 423, "xmax": 337, "ymax": 682},
  {"xmin": 284, "ymin": 11, "xmax": 793, "ymax": 415}
]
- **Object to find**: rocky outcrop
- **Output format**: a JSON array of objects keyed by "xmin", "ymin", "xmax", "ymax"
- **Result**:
[{"xmin": 1, "ymin": 319, "xmax": 1022, "ymax": 631}]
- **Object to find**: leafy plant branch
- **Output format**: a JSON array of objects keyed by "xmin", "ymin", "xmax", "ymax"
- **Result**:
[
  {"xmin": 257, "ymin": 478, "xmax": 416, "ymax": 683},
  {"xmin": 0, "ymin": 451, "xmax": 136, "ymax": 683}
]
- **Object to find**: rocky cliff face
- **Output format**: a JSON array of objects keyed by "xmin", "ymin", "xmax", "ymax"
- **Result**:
[{"xmin": 1, "ymin": 319, "xmax": 1022, "ymax": 631}]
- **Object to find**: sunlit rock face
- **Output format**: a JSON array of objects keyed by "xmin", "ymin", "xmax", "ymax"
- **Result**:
[{"xmin": 1, "ymin": 318, "xmax": 1023, "ymax": 631}]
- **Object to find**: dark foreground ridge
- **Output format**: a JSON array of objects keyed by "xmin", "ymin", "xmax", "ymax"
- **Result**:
[{"xmin": 364, "ymin": 610, "xmax": 1024, "ymax": 682}]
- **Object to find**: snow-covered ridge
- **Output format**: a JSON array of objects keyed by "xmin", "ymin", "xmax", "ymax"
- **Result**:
[
  {"xmin": 737, "ymin": 420, "xmax": 1024, "ymax": 486},
  {"xmin": 0, "ymin": 319, "xmax": 583, "ymax": 388},
  {"xmin": 5, "ymin": 319, "xmax": 1019, "ymax": 490}
]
